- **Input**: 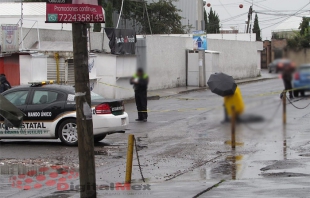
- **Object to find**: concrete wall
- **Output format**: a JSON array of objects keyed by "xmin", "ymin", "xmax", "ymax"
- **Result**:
[
  {"xmin": 160, "ymin": 33, "xmax": 257, "ymax": 42},
  {"xmin": 286, "ymin": 48, "xmax": 310, "ymax": 66},
  {"xmin": 208, "ymin": 39, "xmax": 262, "ymax": 79},
  {"xmin": 19, "ymin": 28, "xmax": 104, "ymax": 51},
  {"xmin": 144, "ymin": 35, "xmax": 193, "ymax": 90},
  {"xmin": 207, "ymin": 33, "xmax": 256, "ymax": 42},
  {"xmin": 95, "ymin": 54, "xmax": 136, "ymax": 99}
]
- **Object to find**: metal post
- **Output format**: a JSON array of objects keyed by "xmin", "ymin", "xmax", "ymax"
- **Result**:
[
  {"xmin": 54, "ymin": 53, "xmax": 60, "ymax": 84},
  {"xmin": 197, "ymin": 0, "xmax": 206, "ymax": 87},
  {"xmin": 125, "ymin": 134, "xmax": 134, "ymax": 184},
  {"xmin": 231, "ymin": 106, "xmax": 236, "ymax": 149},
  {"xmin": 282, "ymin": 91, "xmax": 286, "ymax": 124},
  {"xmin": 20, "ymin": 0, "xmax": 24, "ymax": 50}
]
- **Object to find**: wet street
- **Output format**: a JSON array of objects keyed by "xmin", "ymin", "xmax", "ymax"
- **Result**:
[{"xmin": 2, "ymin": 78, "xmax": 310, "ymax": 197}]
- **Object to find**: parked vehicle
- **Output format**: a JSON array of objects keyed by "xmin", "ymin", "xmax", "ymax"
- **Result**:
[
  {"xmin": 268, "ymin": 59, "xmax": 291, "ymax": 73},
  {"xmin": 293, "ymin": 64, "xmax": 310, "ymax": 97},
  {"xmin": 0, "ymin": 81, "xmax": 129, "ymax": 146}
]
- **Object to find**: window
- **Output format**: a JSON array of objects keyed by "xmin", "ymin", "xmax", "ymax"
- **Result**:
[
  {"xmin": 32, "ymin": 91, "xmax": 65, "ymax": 105},
  {"xmin": 91, "ymin": 92, "xmax": 104, "ymax": 100},
  {"xmin": 4, "ymin": 91, "xmax": 29, "ymax": 106}
]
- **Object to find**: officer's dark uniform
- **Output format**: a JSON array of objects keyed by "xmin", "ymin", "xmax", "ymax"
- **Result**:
[{"xmin": 130, "ymin": 72, "xmax": 149, "ymax": 121}]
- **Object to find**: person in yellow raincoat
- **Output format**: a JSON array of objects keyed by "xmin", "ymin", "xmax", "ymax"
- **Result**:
[{"xmin": 223, "ymin": 86, "xmax": 245, "ymax": 122}]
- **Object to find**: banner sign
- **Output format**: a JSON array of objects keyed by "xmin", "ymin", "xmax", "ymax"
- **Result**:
[
  {"xmin": 193, "ymin": 30, "xmax": 207, "ymax": 51},
  {"xmin": 105, "ymin": 28, "xmax": 137, "ymax": 55},
  {"xmin": 46, "ymin": 0, "xmax": 105, "ymax": 23},
  {"xmin": 1, "ymin": 25, "xmax": 19, "ymax": 53}
]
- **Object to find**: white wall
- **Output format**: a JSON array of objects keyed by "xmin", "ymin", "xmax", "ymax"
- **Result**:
[
  {"xmin": 208, "ymin": 39, "xmax": 262, "ymax": 79},
  {"xmin": 207, "ymin": 33, "xmax": 256, "ymax": 42},
  {"xmin": 95, "ymin": 54, "xmax": 135, "ymax": 99},
  {"xmin": 145, "ymin": 35, "xmax": 192, "ymax": 90},
  {"xmin": 159, "ymin": 33, "xmax": 257, "ymax": 42},
  {"xmin": 19, "ymin": 54, "xmax": 47, "ymax": 85}
]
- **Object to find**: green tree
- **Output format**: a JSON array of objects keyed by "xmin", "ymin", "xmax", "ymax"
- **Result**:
[
  {"xmin": 207, "ymin": 8, "xmax": 220, "ymax": 34},
  {"xmin": 104, "ymin": 2, "xmax": 114, "ymax": 28},
  {"xmin": 119, "ymin": 0, "xmax": 183, "ymax": 34},
  {"xmin": 299, "ymin": 17, "xmax": 310, "ymax": 35},
  {"xmin": 204, "ymin": 10, "xmax": 208, "ymax": 33},
  {"xmin": 93, "ymin": 23, "xmax": 101, "ymax": 32},
  {"xmin": 253, "ymin": 14, "xmax": 261, "ymax": 41},
  {"xmin": 287, "ymin": 17, "xmax": 310, "ymax": 49}
]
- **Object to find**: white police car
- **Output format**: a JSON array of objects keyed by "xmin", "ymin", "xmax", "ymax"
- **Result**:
[{"xmin": 0, "ymin": 81, "xmax": 129, "ymax": 146}]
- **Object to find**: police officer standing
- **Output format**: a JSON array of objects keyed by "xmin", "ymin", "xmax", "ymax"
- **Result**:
[{"xmin": 130, "ymin": 68, "xmax": 149, "ymax": 122}]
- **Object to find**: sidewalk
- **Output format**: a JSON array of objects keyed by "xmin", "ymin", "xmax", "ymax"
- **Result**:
[{"xmin": 143, "ymin": 70, "xmax": 278, "ymax": 101}]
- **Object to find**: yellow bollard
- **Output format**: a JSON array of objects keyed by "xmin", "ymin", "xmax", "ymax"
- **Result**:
[
  {"xmin": 282, "ymin": 91, "xmax": 286, "ymax": 125},
  {"xmin": 125, "ymin": 134, "xmax": 134, "ymax": 184},
  {"xmin": 231, "ymin": 106, "xmax": 236, "ymax": 150}
]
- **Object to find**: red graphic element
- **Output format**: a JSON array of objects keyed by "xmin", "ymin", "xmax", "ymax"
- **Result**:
[
  {"xmin": 239, "ymin": 4, "xmax": 243, "ymax": 8},
  {"xmin": 46, "ymin": 180, "xmax": 56, "ymax": 186},
  {"xmin": 36, "ymin": 175, "xmax": 46, "ymax": 181},
  {"xmin": 49, "ymin": 172, "xmax": 58, "ymax": 178},
  {"xmin": 207, "ymin": 3, "xmax": 211, "ymax": 7},
  {"xmin": 9, "ymin": 165, "xmax": 79, "ymax": 191}
]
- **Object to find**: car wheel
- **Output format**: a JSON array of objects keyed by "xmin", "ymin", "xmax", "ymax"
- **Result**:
[
  {"xmin": 293, "ymin": 90, "xmax": 299, "ymax": 97},
  {"xmin": 58, "ymin": 119, "xmax": 78, "ymax": 146},
  {"xmin": 268, "ymin": 68, "xmax": 272, "ymax": 73},
  {"xmin": 94, "ymin": 135, "xmax": 106, "ymax": 143}
]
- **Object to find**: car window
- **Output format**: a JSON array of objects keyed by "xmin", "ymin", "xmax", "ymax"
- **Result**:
[
  {"xmin": 32, "ymin": 90, "xmax": 65, "ymax": 104},
  {"xmin": 91, "ymin": 92, "xmax": 104, "ymax": 100},
  {"xmin": 4, "ymin": 90, "xmax": 29, "ymax": 106}
]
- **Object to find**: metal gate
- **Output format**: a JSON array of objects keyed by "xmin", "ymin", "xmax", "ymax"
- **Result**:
[
  {"xmin": 47, "ymin": 57, "xmax": 65, "ymax": 83},
  {"xmin": 67, "ymin": 59, "xmax": 75, "ymax": 85}
]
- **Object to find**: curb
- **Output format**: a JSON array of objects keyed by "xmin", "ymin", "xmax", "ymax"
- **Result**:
[
  {"xmin": 235, "ymin": 77, "xmax": 278, "ymax": 85},
  {"xmin": 123, "ymin": 77, "xmax": 277, "ymax": 103}
]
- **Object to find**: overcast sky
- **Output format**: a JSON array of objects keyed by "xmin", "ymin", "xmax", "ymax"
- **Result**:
[{"xmin": 204, "ymin": 0, "xmax": 310, "ymax": 39}]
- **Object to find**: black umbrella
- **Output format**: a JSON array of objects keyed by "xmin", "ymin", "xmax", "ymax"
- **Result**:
[
  {"xmin": 207, "ymin": 73, "xmax": 237, "ymax": 97},
  {"xmin": 0, "ymin": 94, "xmax": 24, "ymax": 128}
]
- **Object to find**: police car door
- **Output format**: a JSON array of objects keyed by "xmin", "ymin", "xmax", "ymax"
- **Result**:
[
  {"xmin": 26, "ymin": 89, "xmax": 66, "ymax": 137},
  {"xmin": 0, "ymin": 89, "xmax": 30, "ymax": 137}
]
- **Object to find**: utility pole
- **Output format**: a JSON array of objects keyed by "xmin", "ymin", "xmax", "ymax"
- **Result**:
[
  {"xmin": 246, "ymin": 6, "xmax": 253, "ymax": 33},
  {"xmin": 72, "ymin": 23, "xmax": 96, "ymax": 198},
  {"xmin": 197, "ymin": 0, "xmax": 206, "ymax": 87}
]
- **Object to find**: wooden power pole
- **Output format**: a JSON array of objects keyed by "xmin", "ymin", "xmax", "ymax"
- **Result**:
[
  {"xmin": 246, "ymin": 6, "xmax": 253, "ymax": 33},
  {"xmin": 72, "ymin": 23, "xmax": 97, "ymax": 198}
]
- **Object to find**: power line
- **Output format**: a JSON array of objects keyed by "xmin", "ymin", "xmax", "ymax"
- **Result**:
[
  {"xmin": 219, "ymin": 0, "xmax": 232, "ymax": 17},
  {"xmin": 260, "ymin": 2, "xmax": 310, "ymax": 30}
]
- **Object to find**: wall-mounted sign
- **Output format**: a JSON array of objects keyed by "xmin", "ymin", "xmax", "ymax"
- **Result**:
[
  {"xmin": 46, "ymin": 0, "xmax": 105, "ymax": 23},
  {"xmin": 193, "ymin": 30, "xmax": 207, "ymax": 51},
  {"xmin": 105, "ymin": 28, "xmax": 137, "ymax": 55},
  {"xmin": 1, "ymin": 25, "xmax": 19, "ymax": 53}
]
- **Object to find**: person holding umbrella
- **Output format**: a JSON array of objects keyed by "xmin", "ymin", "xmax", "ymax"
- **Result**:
[{"xmin": 207, "ymin": 73, "xmax": 244, "ymax": 122}]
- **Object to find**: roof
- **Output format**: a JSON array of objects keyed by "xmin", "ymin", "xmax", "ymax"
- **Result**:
[
  {"xmin": 273, "ymin": 15, "xmax": 310, "ymax": 32},
  {"xmin": 31, "ymin": 41, "xmax": 73, "ymax": 52}
]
